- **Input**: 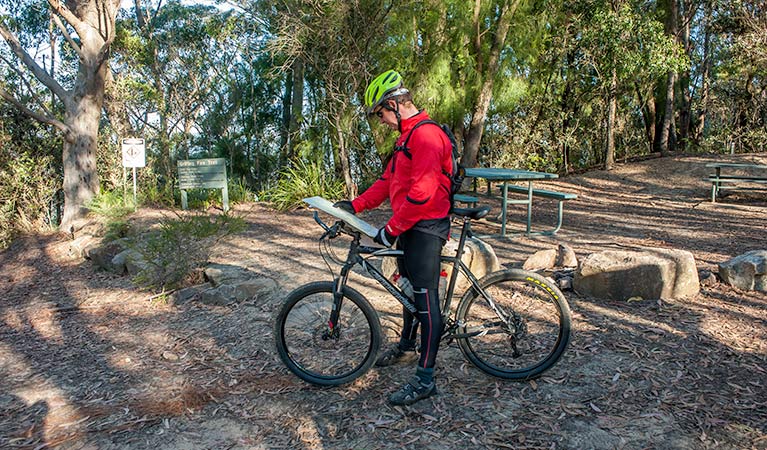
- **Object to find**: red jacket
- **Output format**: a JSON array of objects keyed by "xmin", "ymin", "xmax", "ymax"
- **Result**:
[{"xmin": 352, "ymin": 111, "xmax": 452, "ymax": 236}]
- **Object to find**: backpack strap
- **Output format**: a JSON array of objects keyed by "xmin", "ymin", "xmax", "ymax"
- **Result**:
[{"xmin": 393, "ymin": 119, "xmax": 441, "ymax": 160}]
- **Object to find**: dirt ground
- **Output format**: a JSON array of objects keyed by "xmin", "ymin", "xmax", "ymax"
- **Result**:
[{"xmin": 1, "ymin": 153, "xmax": 766, "ymax": 450}]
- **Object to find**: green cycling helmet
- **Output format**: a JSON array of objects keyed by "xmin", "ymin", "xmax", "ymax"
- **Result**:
[{"xmin": 364, "ymin": 69, "xmax": 409, "ymax": 114}]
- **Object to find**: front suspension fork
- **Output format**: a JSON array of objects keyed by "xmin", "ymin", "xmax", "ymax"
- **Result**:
[{"xmin": 325, "ymin": 267, "xmax": 351, "ymax": 339}]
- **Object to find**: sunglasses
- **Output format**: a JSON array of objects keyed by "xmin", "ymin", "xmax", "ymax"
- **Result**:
[{"xmin": 370, "ymin": 102, "xmax": 395, "ymax": 119}]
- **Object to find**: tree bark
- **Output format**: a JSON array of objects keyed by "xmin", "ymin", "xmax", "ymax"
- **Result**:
[
  {"xmin": 605, "ymin": 67, "xmax": 618, "ymax": 170},
  {"xmin": 677, "ymin": 0, "xmax": 693, "ymax": 151},
  {"xmin": 659, "ymin": 70, "xmax": 676, "ymax": 156},
  {"xmin": 635, "ymin": 82, "xmax": 656, "ymax": 152},
  {"xmin": 694, "ymin": 0, "xmax": 712, "ymax": 142},
  {"xmin": 462, "ymin": 0, "xmax": 521, "ymax": 168},
  {"xmin": 279, "ymin": 71, "xmax": 292, "ymax": 160},
  {"xmin": 288, "ymin": 57, "xmax": 304, "ymax": 161},
  {"xmin": 334, "ymin": 112, "xmax": 356, "ymax": 199}
]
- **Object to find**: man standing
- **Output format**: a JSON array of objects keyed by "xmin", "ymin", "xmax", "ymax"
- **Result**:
[{"xmin": 333, "ymin": 69, "xmax": 453, "ymax": 406}]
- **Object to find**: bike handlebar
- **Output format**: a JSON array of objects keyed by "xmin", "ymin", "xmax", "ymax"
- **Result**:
[{"xmin": 313, "ymin": 211, "xmax": 347, "ymax": 240}]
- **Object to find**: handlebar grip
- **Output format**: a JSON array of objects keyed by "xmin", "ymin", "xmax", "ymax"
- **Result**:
[{"xmin": 313, "ymin": 211, "xmax": 330, "ymax": 231}]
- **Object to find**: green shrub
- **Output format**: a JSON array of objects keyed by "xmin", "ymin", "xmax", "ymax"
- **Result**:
[
  {"xmin": 103, "ymin": 220, "xmax": 132, "ymax": 242},
  {"xmin": 227, "ymin": 178, "xmax": 256, "ymax": 203},
  {"xmin": 260, "ymin": 159, "xmax": 345, "ymax": 211},
  {"xmin": 87, "ymin": 190, "xmax": 135, "ymax": 219},
  {"xmin": 0, "ymin": 152, "xmax": 59, "ymax": 248},
  {"xmin": 130, "ymin": 212, "xmax": 246, "ymax": 291}
]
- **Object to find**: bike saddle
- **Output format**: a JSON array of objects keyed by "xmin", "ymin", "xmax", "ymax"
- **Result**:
[{"xmin": 452, "ymin": 206, "xmax": 491, "ymax": 220}]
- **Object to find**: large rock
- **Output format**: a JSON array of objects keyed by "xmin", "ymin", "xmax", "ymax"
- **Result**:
[
  {"xmin": 382, "ymin": 236, "xmax": 501, "ymax": 292},
  {"xmin": 718, "ymin": 250, "xmax": 767, "ymax": 291},
  {"xmin": 67, "ymin": 234, "xmax": 99, "ymax": 259},
  {"xmin": 523, "ymin": 249, "xmax": 557, "ymax": 271},
  {"xmin": 204, "ymin": 264, "xmax": 255, "ymax": 287},
  {"xmin": 124, "ymin": 250, "xmax": 151, "ymax": 277},
  {"xmin": 198, "ymin": 278, "xmax": 278, "ymax": 306},
  {"xmin": 87, "ymin": 238, "xmax": 130, "ymax": 273},
  {"xmin": 523, "ymin": 244, "xmax": 578, "ymax": 271},
  {"xmin": 574, "ymin": 247, "xmax": 699, "ymax": 300}
]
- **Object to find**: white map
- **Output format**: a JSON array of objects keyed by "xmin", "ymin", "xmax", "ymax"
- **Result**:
[{"xmin": 303, "ymin": 196, "xmax": 379, "ymax": 238}]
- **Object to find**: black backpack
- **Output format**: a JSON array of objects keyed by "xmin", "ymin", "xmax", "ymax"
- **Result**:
[{"xmin": 395, "ymin": 119, "xmax": 466, "ymax": 212}]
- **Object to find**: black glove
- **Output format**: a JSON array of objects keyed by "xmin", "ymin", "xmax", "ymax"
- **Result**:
[
  {"xmin": 333, "ymin": 200, "xmax": 355, "ymax": 215},
  {"xmin": 374, "ymin": 226, "xmax": 396, "ymax": 247}
]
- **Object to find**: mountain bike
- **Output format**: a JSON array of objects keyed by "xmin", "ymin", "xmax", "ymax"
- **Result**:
[{"xmin": 274, "ymin": 205, "xmax": 571, "ymax": 386}]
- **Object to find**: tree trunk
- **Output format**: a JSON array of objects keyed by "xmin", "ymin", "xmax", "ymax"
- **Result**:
[
  {"xmin": 58, "ymin": 1, "xmax": 119, "ymax": 229},
  {"xmin": 288, "ymin": 57, "xmax": 304, "ymax": 161},
  {"xmin": 61, "ymin": 84, "xmax": 103, "ymax": 228},
  {"xmin": 658, "ymin": 0, "xmax": 678, "ymax": 156},
  {"xmin": 678, "ymin": 0, "xmax": 692, "ymax": 151},
  {"xmin": 462, "ymin": 0, "xmax": 520, "ymax": 168},
  {"xmin": 694, "ymin": 1, "xmax": 712, "ymax": 142},
  {"xmin": 659, "ymin": 70, "xmax": 676, "ymax": 156},
  {"xmin": 279, "ymin": 71, "xmax": 292, "ymax": 161},
  {"xmin": 605, "ymin": 67, "xmax": 617, "ymax": 170},
  {"xmin": 334, "ymin": 113, "xmax": 356, "ymax": 198},
  {"xmin": 635, "ymin": 83, "xmax": 656, "ymax": 152}
]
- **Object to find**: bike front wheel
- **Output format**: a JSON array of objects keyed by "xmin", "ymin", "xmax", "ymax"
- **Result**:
[
  {"xmin": 455, "ymin": 269, "xmax": 571, "ymax": 380},
  {"xmin": 274, "ymin": 281, "xmax": 382, "ymax": 386}
]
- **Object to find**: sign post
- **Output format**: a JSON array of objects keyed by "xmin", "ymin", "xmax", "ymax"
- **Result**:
[
  {"xmin": 177, "ymin": 158, "xmax": 229, "ymax": 212},
  {"xmin": 121, "ymin": 138, "xmax": 146, "ymax": 210}
]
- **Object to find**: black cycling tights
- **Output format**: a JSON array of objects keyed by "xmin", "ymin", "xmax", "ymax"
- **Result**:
[{"xmin": 396, "ymin": 230, "xmax": 445, "ymax": 370}]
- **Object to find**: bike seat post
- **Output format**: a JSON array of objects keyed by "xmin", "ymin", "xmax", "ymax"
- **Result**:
[{"xmin": 455, "ymin": 216, "xmax": 472, "ymax": 256}]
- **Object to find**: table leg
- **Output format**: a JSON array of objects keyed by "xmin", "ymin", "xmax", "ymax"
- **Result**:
[
  {"xmin": 501, "ymin": 182, "xmax": 508, "ymax": 237},
  {"xmin": 526, "ymin": 181, "xmax": 533, "ymax": 236},
  {"xmin": 715, "ymin": 167, "xmax": 721, "ymax": 201}
]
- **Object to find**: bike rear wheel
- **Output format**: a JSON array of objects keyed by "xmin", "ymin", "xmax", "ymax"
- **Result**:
[
  {"xmin": 274, "ymin": 281, "xmax": 382, "ymax": 386},
  {"xmin": 455, "ymin": 269, "xmax": 571, "ymax": 380}
]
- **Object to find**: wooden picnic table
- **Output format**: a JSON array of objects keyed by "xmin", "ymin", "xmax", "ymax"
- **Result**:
[
  {"xmin": 464, "ymin": 167, "xmax": 558, "ymax": 237},
  {"xmin": 705, "ymin": 162, "xmax": 767, "ymax": 202}
]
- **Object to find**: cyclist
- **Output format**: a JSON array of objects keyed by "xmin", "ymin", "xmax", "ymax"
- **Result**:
[{"xmin": 333, "ymin": 69, "xmax": 453, "ymax": 406}]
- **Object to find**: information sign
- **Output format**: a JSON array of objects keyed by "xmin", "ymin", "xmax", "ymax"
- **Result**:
[
  {"xmin": 121, "ymin": 138, "xmax": 146, "ymax": 168},
  {"xmin": 178, "ymin": 158, "xmax": 228, "ymax": 189},
  {"xmin": 177, "ymin": 158, "xmax": 229, "ymax": 211}
]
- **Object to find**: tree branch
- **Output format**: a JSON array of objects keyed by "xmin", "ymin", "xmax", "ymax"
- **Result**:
[
  {"xmin": 50, "ymin": 11, "xmax": 82, "ymax": 56},
  {"xmin": 0, "ymin": 88, "xmax": 72, "ymax": 138},
  {"xmin": 48, "ymin": 0, "xmax": 89, "ymax": 40},
  {"xmin": 0, "ymin": 24, "xmax": 70, "ymax": 105},
  {"xmin": 0, "ymin": 54, "xmax": 55, "ymax": 117}
]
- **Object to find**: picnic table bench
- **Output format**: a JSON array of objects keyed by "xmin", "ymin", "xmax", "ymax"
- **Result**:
[
  {"xmin": 705, "ymin": 162, "xmax": 767, "ymax": 202},
  {"xmin": 500, "ymin": 185, "xmax": 577, "ymax": 235},
  {"xmin": 463, "ymin": 167, "xmax": 559, "ymax": 236},
  {"xmin": 453, "ymin": 193, "xmax": 479, "ymax": 207}
]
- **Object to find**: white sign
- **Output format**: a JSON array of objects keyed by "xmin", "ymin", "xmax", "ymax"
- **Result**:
[{"xmin": 121, "ymin": 138, "xmax": 146, "ymax": 168}]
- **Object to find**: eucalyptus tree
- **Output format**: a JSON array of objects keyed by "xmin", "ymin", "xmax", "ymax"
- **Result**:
[{"xmin": 0, "ymin": 0, "xmax": 121, "ymax": 229}]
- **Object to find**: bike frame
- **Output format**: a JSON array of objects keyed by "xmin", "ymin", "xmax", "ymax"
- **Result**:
[{"xmin": 319, "ymin": 213, "xmax": 510, "ymax": 335}]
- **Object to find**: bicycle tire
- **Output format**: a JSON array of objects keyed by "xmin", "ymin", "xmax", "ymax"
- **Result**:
[
  {"xmin": 274, "ymin": 281, "xmax": 382, "ymax": 386},
  {"xmin": 455, "ymin": 269, "xmax": 571, "ymax": 380}
]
